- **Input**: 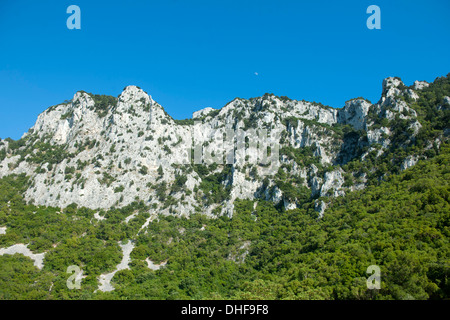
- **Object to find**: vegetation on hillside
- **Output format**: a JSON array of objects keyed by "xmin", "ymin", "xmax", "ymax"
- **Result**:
[
  {"xmin": 0, "ymin": 144, "xmax": 448, "ymax": 300},
  {"xmin": 0, "ymin": 74, "xmax": 449, "ymax": 300}
]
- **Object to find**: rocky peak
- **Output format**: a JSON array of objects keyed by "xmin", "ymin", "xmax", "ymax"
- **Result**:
[
  {"xmin": 337, "ymin": 98, "xmax": 371, "ymax": 131},
  {"xmin": 118, "ymin": 86, "xmax": 152, "ymax": 106},
  {"xmin": 73, "ymin": 91, "xmax": 95, "ymax": 108},
  {"xmin": 193, "ymin": 107, "xmax": 216, "ymax": 119},
  {"xmin": 378, "ymin": 77, "xmax": 423, "ymax": 117},
  {"xmin": 413, "ymin": 80, "xmax": 429, "ymax": 90},
  {"xmin": 382, "ymin": 77, "xmax": 405, "ymax": 98}
]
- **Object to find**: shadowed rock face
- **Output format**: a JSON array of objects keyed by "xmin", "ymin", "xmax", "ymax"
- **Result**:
[{"xmin": 0, "ymin": 76, "xmax": 443, "ymax": 217}]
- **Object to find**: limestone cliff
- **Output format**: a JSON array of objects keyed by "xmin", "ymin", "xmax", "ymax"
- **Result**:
[{"xmin": 0, "ymin": 75, "xmax": 448, "ymax": 217}]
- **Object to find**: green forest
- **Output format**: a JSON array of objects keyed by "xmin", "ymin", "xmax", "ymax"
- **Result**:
[{"xmin": 0, "ymin": 143, "xmax": 448, "ymax": 300}]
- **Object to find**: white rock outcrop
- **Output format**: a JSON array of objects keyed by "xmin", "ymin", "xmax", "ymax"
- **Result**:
[
  {"xmin": 320, "ymin": 169, "xmax": 345, "ymax": 197},
  {"xmin": 0, "ymin": 244, "xmax": 46, "ymax": 269},
  {"xmin": 338, "ymin": 99, "xmax": 371, "ymax": 131},
  {"xmin": 401, "ymin": 156, "xmax": 418, "ymax": 171},
  {"xmin": 413, "ymin": 80, "xmax": 429, "ymax": 90},
  {"xmin": 0, "ymin": 76, "xmax": 431, "ymax": 218},
  {"xmin": 193, "ymin": 107, "xmax": 216, "ymax": 118}
]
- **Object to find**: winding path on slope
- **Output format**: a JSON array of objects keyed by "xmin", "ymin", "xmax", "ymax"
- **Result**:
[
  {"xmin": 97, "ymin": 240, "xmax": 135, "ymax": 292},
  {"xmin": 0, "ymin": 243, "xmax": 46, "ymax": 269}
]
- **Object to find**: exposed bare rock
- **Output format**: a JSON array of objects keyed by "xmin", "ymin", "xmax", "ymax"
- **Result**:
[{"xmin": 0, "ymin": 76, "xmax": 440, "ymax": 218}]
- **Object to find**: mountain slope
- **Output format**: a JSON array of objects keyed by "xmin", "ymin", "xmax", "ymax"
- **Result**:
[
  {"xmin": 0, "ymin": 142, "xmax": 448, "ymax": 300},
  {"xmin": 0, "ymin": 74, "xmax": 449, "ymax": 218},
  {"xmin": 0, "ymin": 73, "xmax": 449, "ymax": 299}
]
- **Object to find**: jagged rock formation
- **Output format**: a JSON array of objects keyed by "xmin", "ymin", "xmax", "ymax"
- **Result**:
[{"xmin": 0, "ymin": 75, "xmax": 448, "ymax": 217}]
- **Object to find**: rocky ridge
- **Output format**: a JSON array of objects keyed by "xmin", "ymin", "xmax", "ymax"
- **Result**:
[{"xmin": 0, "ymin": 75, "xmax": 448, "ymax": 217}]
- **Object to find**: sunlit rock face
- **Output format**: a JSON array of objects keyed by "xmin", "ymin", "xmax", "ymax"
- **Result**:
[{"xmin": 0, "ymin": 76, "xmax": 437, "ymax": 217}]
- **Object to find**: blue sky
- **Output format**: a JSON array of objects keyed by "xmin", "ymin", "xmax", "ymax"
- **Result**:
[{"xmin": 0, "ymin": 0, "xmax": 449, "ymax": 139}]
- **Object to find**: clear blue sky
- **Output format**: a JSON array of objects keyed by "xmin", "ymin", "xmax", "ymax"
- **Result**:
[{"xmin": 1, "ymin": 0, "xmax": 449, "ymax": 139}]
